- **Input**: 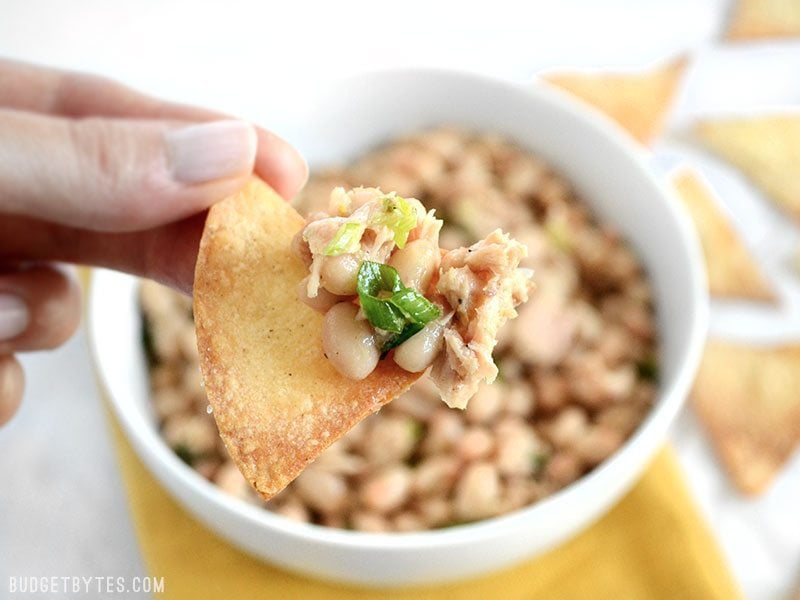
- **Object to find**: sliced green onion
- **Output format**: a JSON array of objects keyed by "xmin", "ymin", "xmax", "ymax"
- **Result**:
[
  {"xmin": 323, "ymin": 222, "xmax": 365, "ymax": 256},
  {"xmin": 357, "ymin": 261, "xmax": 406, "ymax": 333},
  {"xmin": 356, "ymin": 261, "xmax": 442, "ymax": 349},
  {"xmin": 636, "ymin": 356, "xmax": 659, "ymax": 381},
  {"xmin": 357, "ymin": 260, "xmax": 404, "ymax": 295},
  {"xmin": 390, "ymin": 288, "xmax": 442, "ymax": 324},
  {"xmin": 361, "ymin": 297, "xmax": 407, "ymax": 334},
  {"xmin": 371, "ymin": 195, "xmax": 417, "ymax": 249}
]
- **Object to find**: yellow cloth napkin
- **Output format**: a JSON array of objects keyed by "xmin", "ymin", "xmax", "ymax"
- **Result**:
[{"xmin": 100, "ymin": 399, "xmax": 740, "ymax": 600}]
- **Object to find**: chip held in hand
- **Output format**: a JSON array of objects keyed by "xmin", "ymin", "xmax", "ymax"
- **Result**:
[{"xmin": 193, "ymin": 179, "xmax": 422, "ymax": 500}]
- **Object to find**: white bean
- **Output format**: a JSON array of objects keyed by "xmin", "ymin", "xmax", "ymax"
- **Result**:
[
  {"xmin": 547, "ymin": 406, "xmax": 589, "ymax": 449},
  {"xmin": 417, "ymin": 497, "xmax": 452, "ymax": 527},
  {"xmin": 163, "ymin": 414, "xmax": 218, "ymax": 456},
  {"xmin": 495, "ymin": 424, "xmax": 543, "ymax": 476},
  {"xmin": 504, "ymin": 383, "xmax": 534, "ymax": 417},
  {"xmin": 465, "ymin": 383, "xmax": 504, "ymax": 424},
  {"xmin": 363, "ymin": 414, "xmax": 418, "ymax": 464},
  {"xmin": 393, "ymin": 512, "xmax": 425, "ymax": 532},
  {"xmin": 153, "ymin": 387, "xmax": 191, "ymax": 420},
  {"xmin": 359, "ymin": 466, "xmax": 412, "ymax": 513},
  {"xmin": 393, "ymin": 319, "xmax": 446, "ymax": 373},
  {"xmin": 320, "ymin": 254, "xmax": 360, "ymax": 295},
  {"xmin": 322, "ymin": 303, "xmax": 379, "ymax": 380},
  {"xmin": 545, "ymin": 452, "xmax": 582, "ymax": 487},
  {"xmin": 274, "ymin": 496, "xmax": 310, "ymax": 523},
  {"xmin": 297, "ymin": 276, "xmax": 341, "ymax": 313},
  {"xmin": 456, "ymin": 427, "xmax": 494, "ymax": 462},
  {"xmin": 412, "ymin": 455, "xmax": 460, "ymax": 496},
  {"xmin": 454, "ymin": 462, "xmax": 501, "ymax": 521},
  {"xmin": 214, "ymin": 461, "xmax": 251, "ymax": 499},
  {"xmin": 574, "ymin": 426, "xmax": 624, "ymax": 466},
  {"xmin": 293, "ymin": 468, "xmax": 348, "ymax": 514},
  {"xmin": 351, "ymin": 511, "xmax": 389, "ymax": 533},
  {"xmin": 389, "ymin": 239, "xmax": 439, "ymax": 291},
  {"xmin": 421, "ymin": 409, "xmax": 464, "ymax": 454}
]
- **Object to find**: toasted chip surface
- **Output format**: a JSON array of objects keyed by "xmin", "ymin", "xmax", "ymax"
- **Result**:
[
  {"xmin": 673, "ymin": 170, "xmax": 775, "ymax": 302},
  {"xmin": 695, "ymin": 115, "xmax": 800, "ymax": 222},
  {"xmin": 692, "ymin": 341, "xmax": 800, "ymax": 494},
  {"xmin": 194, "ymin": 178, "xmax": 420, "ymax": 500},
  {"xmin": 542, "ymin": 56, "xmax": 686, "ymax": 145},
  {"xmin": 726, "ymin": 0, "xmax": 800, "ymax": 40}
]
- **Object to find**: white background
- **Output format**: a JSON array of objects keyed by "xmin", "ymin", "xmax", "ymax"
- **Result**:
[{"xmin": 1, "ymin": 1, "xmax": 799, "ymax": 598}]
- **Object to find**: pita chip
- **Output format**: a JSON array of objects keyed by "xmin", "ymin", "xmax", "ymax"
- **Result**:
[
  {"xmin": 542, "ymin": 56, "xmax": 687, "ymax": 145},
  {"xmin": 673, "ymin": 170, "xmax": 775, "ymax": 302},
  {"xmin": 695, "ymin": 115, "xmax": 800, "ymax": 222},
  {"xmin": 692, "ymin": 340, "xmax": 800, "ymax": 494},
  {"xmin": 193, "ymin": 178, "xmax": 420, "ymax": 500},
  {"xmin": 726, "ymin": 0, "xmax": 800, "ymax": 40}
]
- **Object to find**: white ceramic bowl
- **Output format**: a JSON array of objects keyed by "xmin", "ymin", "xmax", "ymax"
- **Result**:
[{"xmin": 88, "ymin": 69, "xmax": 708, "ymax": 587}]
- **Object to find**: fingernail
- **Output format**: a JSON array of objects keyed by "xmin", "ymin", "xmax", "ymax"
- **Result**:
[
  {"xmin": 166, "ymin": 120, "xmax": 257, "ymax": 184},
  {"xmin": 0, "ymin": 293, "xmax": 29, "ymax": 341}
]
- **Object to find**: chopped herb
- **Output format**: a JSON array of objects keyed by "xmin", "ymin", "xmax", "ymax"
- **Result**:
[
  {"xmin": 323, "ymin": 222, "xmax": 365, "ymax": 256},
  {"xmin": 141, "ymin": 315, "xmax": 157, "ymax": 367},
  {"xmin": 356, "ymin": 261, "xmax": 442, "ymax": 350},
  {"xmin": 173, "ymin": 444, "xmax": 195, "ymax": 466},
  {"xmin": 357, "ymin": 261, "xmax": 407, "ymax": 334},
  {"xmin": 636, "ymin": 356, "xmax": 659, "ymax": 381},
  {"xmin": 370, "ymin": 195, "xmax": 417, "ymax": 248},
  {"xmin": 408, "ymin": 420, "xmax": 425, "ymax": 442},
  {"xmin": 544, "ymin": 220, "xmax": 572, "ymax": 252},
  {"xmin": 531, "ymin": 451, "xmax": 550, "ymax": 479}
]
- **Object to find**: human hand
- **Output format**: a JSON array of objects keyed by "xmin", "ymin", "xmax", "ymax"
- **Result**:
[{"xmin": 0, "ymin": 59, "xmax": 308, "ymax": 425}]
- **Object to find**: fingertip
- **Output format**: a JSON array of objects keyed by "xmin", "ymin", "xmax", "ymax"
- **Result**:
[
  {"xmin": 0, "ymin": 354, "xmax": 24, "ymax": 426},
  {"xmin": 253, "ymin": 128, "xmax": 308, "ymax": 200}
]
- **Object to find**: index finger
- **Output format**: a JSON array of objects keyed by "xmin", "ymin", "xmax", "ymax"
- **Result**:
[{"xmin": 0, "ymin": 59, "xmax": 307, "ymax": 200}]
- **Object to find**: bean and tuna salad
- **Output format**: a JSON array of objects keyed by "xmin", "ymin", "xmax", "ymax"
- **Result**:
[
  {"xmin": 141, "ymin": 128, "xmax": 658, "ymax": 531},
  {"xmin": 293, "ymin": 186, "xmax": 533, "ymax": 408}
]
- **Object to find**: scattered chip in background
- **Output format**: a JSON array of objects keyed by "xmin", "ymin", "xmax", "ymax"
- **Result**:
[
  {"xmin": 692, "ymin": 340, "xmax": 800, "ymax": 495},
  {"xmin": 726, "ymin": 0, "xmax": 800, "ymax": 41},
  {"xmin": 672, "ymin": 169, "xmax": 775, "ymax": 302},
  {"xmin": 695, "ymin": 115, "xmax": 800, "ymax": 223},
  {"xmin": 541, "ymin": 56, "xmax": 686, "ymax": 145}
]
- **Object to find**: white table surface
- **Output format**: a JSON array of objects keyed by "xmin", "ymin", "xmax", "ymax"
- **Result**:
[{"xmin": 1, "ymin": 1, "xmax": 799, "ymax": 598}]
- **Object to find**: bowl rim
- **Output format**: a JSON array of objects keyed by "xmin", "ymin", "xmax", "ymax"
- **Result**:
[{"xmin": 89, "ymin": 66, "xmax": 709, "ymax": 552}]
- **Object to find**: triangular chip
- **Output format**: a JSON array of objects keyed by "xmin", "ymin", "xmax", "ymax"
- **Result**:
[
  {"xmin": 726, "ymin": 0, "xmax": 800, "ymax": 40},
  {"xmin": 193, "ymin": 178, "xmax": 420, "ymax": 500},
  {"xmin": 695, "ymin": 115, "xmax": 800, "ymax": 222},
  {"xmin": 542, "ymin": 56, "xmax": 687, "ymax": 145},
  {"xmin": 692, "ymin": 340, "xmax": 800, "ymax": 494},
  {"xmin": 672, "ymin": 170, "xmax": 775, "ymax": 302}
]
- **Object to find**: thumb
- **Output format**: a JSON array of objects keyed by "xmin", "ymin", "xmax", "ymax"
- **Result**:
[{"xmin": 0, "ymin": 110, "xmax": 263, "ymax": 231}]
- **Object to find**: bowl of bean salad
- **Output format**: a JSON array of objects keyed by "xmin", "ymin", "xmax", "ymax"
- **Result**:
[{"xmin": 89, "ymin": 69, "xmax": 707, "ymax": 586}]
